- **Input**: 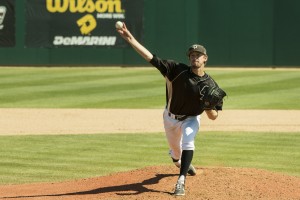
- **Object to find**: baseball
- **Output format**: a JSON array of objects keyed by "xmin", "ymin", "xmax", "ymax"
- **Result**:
[{"xmin": 115, "ymin": 21, "xmax": 123, "ymax": 29}]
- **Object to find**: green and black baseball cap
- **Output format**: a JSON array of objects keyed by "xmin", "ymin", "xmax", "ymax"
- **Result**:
[{"xmin": 186, "ymin": 44, "xmax": 207, "ymax": 56}]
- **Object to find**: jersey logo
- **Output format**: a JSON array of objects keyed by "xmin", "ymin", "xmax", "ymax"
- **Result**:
[
  {"xmin": 199, "ymin": 85, "xmax": 209, "ymax": 100},
  {"xmin": 0, "ymin": 6, "xmax": 7, "ymax": 30}
]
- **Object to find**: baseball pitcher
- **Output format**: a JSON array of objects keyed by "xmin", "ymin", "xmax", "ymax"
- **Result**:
[{"xmin": 117, "ymin": 22, "xmax": 226, "ymax": 196}]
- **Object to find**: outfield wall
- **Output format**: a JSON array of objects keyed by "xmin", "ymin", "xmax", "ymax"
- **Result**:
[{"xmin": 0, "ymin": 0, "xmax": 299, "ymax": 67}]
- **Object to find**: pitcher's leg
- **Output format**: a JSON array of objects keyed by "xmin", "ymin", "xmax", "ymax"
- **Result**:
[
  {"xmin": 165, "ymin": 130, "xmax": 182, "ymax": 161},
  {"xmin": 175, "ymin": 116, "xmax": 200, "ymax": 194},
  {"xmin": 163, "ymin": 110, "xmax": 183, "ymax": 161}
]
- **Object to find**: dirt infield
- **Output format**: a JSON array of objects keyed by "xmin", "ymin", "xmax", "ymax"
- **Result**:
[
  {"xmin": 0, "ymin": 109, "xmax": 299, "ymax": 135},
  {"xmin": 0, "ymin": 109, "xmax": 300, "ymax": 199},
  {"xmin": 1, "ymin": 166, "xmax": 300, "ymax": 200}
]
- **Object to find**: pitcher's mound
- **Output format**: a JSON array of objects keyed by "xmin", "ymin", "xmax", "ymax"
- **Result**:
[{"xmin": 1, "ymin": 166, "xmax": 300, "ymax": 200}]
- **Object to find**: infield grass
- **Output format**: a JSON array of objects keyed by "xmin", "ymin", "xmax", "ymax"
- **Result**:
[
  {"xmin": 0, "ymin": 67, "xmax": 300, "ymax": 109},
  {"xmin": 0, "ymin": 67, "xmax": 299, "ymax": 185},
  {"xmin": 0, "ymin": 132, "xmax": 299, "ymax": 185}
]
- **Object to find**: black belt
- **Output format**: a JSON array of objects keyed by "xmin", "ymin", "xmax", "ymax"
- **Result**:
[{"xmin": 168, "ymin": 112, "xmax": 188, "ymax": 121}]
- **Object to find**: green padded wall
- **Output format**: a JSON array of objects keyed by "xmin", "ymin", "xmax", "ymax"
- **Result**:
[{"xmin": 0, "ymin": 0, "xmax": 299, "ymax": 67}]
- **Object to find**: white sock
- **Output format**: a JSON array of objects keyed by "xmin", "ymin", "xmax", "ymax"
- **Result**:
[
  {"xmin": 177, "ymin": 175, "xmax": 185, "ymax": 184},
  {"xmin": 174, "ymin": 160, "xmax": 181, "ymax": 168}
]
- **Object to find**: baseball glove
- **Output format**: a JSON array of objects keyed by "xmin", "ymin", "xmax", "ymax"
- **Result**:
[{"xmin": 203, "ymin": 86, "xmax": 227, "ymax": 110}]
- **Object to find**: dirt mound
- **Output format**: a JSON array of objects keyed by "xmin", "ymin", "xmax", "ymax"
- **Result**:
[{"xmin": 1, "ymin": 166, "xmax": 300, "ymax": 200}]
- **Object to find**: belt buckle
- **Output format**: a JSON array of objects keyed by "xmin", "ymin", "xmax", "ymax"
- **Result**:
[
  {"xmin": 168, "ymin": 112, "xmax": 175, "ymax": 119},
  {"xmin": 168, "ymin": 112, "xmax": 185, "ymax": 121},
  {"xmin": 171, "ymin": 113, "xmax": 176, "ymax": 119},
  {"xmin": 177, "ymin": 115, "xmax": 184, "ymax": 121}
]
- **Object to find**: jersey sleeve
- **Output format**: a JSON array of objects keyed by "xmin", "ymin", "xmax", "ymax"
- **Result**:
[{"xmin": 149, "ymin": 55, "xmax": 177, "ymax": 77}]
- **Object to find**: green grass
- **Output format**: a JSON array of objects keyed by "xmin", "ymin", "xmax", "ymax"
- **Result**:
[
  {"xmin": 0, "ymin": 67, "xmax": 299, "ymax": 185},
  {"xmin": 0, "ymin": 67, "xmax": 300, "ymax": 109},
  {"xmin": 0, "ymin": 132, "xmax": 299, "ymax": 185},
  {"xmin": 0, "ymin": 67, "xmax": 165, "ymax": 108},
  {"xmin": 195, "ymin": 132, "xmax": 300, "ymax": 176},
  {"xmin": 0, "ymin": 133, "xmax": 168, "ymax": 184}
]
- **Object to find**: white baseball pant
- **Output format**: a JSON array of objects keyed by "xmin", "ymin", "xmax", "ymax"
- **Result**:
[{"xmin": 163, "ymin": 109, "xmax": 201, "ymax": 161}]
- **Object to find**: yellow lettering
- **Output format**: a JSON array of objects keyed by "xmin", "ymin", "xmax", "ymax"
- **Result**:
[
  {"xmin": 95, "ymin": 0, "xmax": 123, "ymax": 13},
  {"xmin": 77, "ymin": 14, "xmax": 97, "ymax": 35},
  {"xmin": 108, "ymin": 0, "xmax": 122, "ymax": 13},
  {"xmin": 69, "ymin": 0, "xmax": 94, "ymax": 13},
  {"xmin": 46, "ymin": 0, "xmax": 69, "ymax": 13},
  {"xmin": 47, "ymin": 0, "xmax": 123, "ymax": 13},
  {"xmin": 85, "ymin": 0, "xmax": 96, "ymax": 13},
  {"xmin": 95, "ymin": 0, "xmax": 107, "ymax": 13},
  {"xmin": 69, "ymin": 0, "xmax": 78, "ymax": 12}
]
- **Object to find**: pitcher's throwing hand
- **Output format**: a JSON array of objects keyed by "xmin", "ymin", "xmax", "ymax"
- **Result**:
[{"xmin": 117, "ymin": 22, "xmax": 226, "ymax": 196}]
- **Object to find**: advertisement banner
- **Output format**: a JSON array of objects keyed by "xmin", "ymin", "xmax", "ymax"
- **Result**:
[
  {"xmin": 0, "ymin": 0, "xmax": 15, "ymax": 47},
  {"xmin": 25, "ymin": 0, "xmax": 143, "ymax": 48}
]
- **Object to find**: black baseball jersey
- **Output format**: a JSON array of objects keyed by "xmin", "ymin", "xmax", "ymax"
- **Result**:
[{"xmin": 150, "ymin": 55, "xmax": 222, "ymax": 116}]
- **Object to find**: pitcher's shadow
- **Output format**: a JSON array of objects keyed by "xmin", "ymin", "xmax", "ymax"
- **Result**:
[{"xmin": 3, "ymin": 173, "xmax": 177, "ymax": 199}]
